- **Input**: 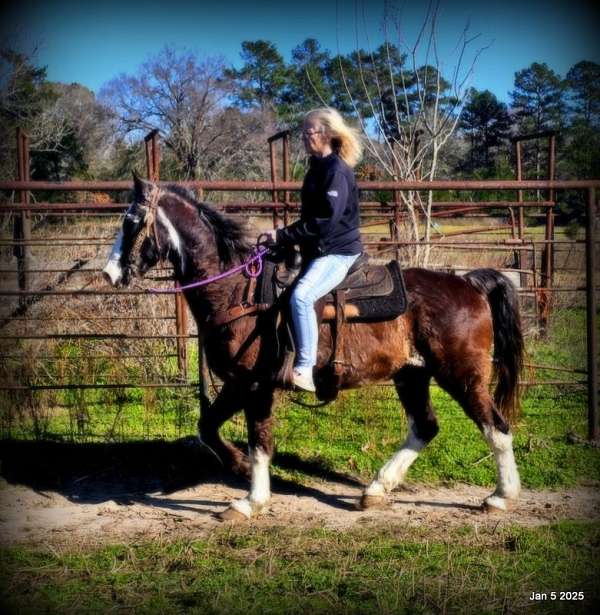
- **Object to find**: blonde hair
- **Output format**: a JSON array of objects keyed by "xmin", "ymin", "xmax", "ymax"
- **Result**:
[{"xmin": 305, "ymin": 107, "xmax": 363, "ymax": 168}]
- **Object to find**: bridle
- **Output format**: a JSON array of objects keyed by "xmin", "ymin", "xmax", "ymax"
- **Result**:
[{"xmin": 127, "ymin": 185, "xmax": 162, "ymax": 273}]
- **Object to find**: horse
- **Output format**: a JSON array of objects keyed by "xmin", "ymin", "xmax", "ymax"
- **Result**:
[{"xmin": 103, "ymin": 174, "xmax": 524, "ymax": 521}]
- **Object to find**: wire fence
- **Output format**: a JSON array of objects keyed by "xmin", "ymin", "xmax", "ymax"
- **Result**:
[{"xmin": 0, "ymin": 129, "xmax": 597, "ymax": 441}]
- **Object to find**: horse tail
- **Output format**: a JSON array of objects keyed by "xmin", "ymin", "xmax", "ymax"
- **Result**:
[{"xmin": 464, "ymin": 268, "xmax": 524, "ymax": 423}]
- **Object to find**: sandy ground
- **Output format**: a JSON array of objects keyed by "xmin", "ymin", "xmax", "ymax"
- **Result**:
[{"xmin": 2, "ymin": 476, "xmax": 599, "ymax": 548}]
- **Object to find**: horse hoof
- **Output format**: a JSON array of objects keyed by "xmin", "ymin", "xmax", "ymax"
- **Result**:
[
  {"xmin": 359, "ymin": 494, "xmax": 387, "ymax": 510},
  {"xmin": 217, "ymin": 507, "xmax": 249, "ymax": 522},
  {"xmin": 482, "ymin": 495, "xmax": 515, "ymax": 514}
]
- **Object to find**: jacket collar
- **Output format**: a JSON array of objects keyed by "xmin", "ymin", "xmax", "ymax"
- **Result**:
[{"xmin": 309, "ymin": 152, "xmax": 338, "ymax": 168}]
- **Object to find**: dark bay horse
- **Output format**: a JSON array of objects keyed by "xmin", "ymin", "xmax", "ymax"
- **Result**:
[{"xmin": 103, "ymin": 175, "xmax": 524, "ymax": 521}]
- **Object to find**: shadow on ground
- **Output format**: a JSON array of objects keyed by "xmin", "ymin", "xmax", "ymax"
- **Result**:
[{"xmin": 0, "ymin": 438, "xmax": 362, "ymax": 512}]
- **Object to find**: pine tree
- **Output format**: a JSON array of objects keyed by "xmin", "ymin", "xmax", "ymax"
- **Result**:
[
  {"xmin": 510, "ymin": 62, "xmax": 564, "ymax": 134},
  {"xmin": 565, "ymin": 60, "xmax": 600, "ymax": 126},
  {"xmin": 225, "ymin": 40, "xmax": 290, "ymax": 113},
  {"xmin": 460, "ymin": 88, "xmax": 511, "ymax": 172}
]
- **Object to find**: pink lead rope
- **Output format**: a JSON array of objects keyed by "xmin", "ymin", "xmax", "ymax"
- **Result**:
[{"xmin": 147, "ymin": 246, "xmax": 268, "ymax": 294}]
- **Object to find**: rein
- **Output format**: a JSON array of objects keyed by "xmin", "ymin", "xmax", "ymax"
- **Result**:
[{"xmin": 147, "ymin": 245, "xmax": 268, "ymax": 294}]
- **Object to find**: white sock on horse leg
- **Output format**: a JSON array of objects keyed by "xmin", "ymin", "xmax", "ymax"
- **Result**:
[
  {"xmin": 364, "ymin": 418, "xmax": 425, "ymax": 496},
  {"xmin": 230, "ymin": 447, "xmax": 271, "ymax": 517},
  {"xmin": 483, "ymin": 425, "xmax": 520, "ymax": 500}
]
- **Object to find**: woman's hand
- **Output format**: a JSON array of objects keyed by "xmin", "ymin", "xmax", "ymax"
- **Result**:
[{"xmin": 258, "ymin": 230, "xmax": 277, "ymax": 247}]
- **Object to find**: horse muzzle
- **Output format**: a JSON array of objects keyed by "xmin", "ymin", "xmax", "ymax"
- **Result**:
[{"xmin": 103, "ymin": 259, "xmax": 123, "ymax": 287}]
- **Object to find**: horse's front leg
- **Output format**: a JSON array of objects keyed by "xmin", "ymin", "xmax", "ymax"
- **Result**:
[
  {"xmin": 218, "ymin": 385, "xmax": 275, "ymax": 521},
  {"xmin": 198, "ymin": 380, "xmax": 250, "ymax": 478}
]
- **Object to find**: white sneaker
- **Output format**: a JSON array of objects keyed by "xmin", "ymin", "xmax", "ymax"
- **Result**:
[{"xmin": 292, "ymin": 368, "xmax": 316, "ymax": 392}]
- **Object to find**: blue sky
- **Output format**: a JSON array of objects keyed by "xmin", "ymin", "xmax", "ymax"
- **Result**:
[{"xmin": 1, "ymin": 0, "xmax": 598, "ymax": 103}]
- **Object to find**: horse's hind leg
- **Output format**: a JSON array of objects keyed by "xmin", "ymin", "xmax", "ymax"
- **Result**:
[
  {"xmin": 198, "ymin": 380, "xmax": 249, "ymax": 477},
  {"xmin": 482, "ymin": 420, "xmax": 520, "ymax": 512},
  {"xmin": 361, "ymin": 366, "xmax": 439, "ymax": 509},
  {"xmin": 439, "ymin": 375, "xmax": 520, "ymax": 512}
]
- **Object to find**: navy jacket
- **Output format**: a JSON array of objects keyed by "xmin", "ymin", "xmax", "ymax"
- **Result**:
[{"xmin": 276, "ymin": 153, "xmax": 362, "ymax": 259}]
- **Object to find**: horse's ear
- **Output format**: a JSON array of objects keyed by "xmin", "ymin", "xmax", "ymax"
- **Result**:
[{"xmin": 132, "ymin": 171, "xmax": 153, "ymax": 202}]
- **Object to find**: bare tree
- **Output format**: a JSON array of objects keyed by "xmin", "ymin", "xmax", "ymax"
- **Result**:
[
  {"xmin": 100, "ymin": 46, "xmax": 236, "ymax": 179},
  {"xmin": 100, "ymin": 46, "xmax": 278, "ymax": 181},
  {"xmin": 48, "ymin": 83, "xmax": 117, "ymax": 176},
  {"xmin": 338, "ymin": 1, "xmax": 485, "ymax": 265}
]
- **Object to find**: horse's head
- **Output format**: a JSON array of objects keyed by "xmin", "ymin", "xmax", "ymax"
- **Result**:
[{"xmin": 103, "ymin": 172, "xmax": 181, "ymax": 287}]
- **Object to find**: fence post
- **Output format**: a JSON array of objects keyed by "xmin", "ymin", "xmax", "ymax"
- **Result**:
[
  {"xmin": 194, "ymin": 186, "xmax": 210, "ymax": 406},
  {"xmin": 174, "ymin": 288, "xmax": 188, "ymax": 381},
  {"xmin": 514, "ymin": 140, "xmax": 525, "ymax": 279},
  {"xmin": 269, "ymin": 140, "xmax": 281, "ymax": 228},
  {"xmin": 144, "ymin": 129, "xmax": 160, "ymax": 182},
  {"xmin": 144, "ymin": 130, "xmax": 188, "ymax": 381},
  {"xmin": 539, "ymin": 134, "xmax": 557, "ymax": 333},
  {"xmin": 14, "ymin": 128, "xmax": 31, "ymax": 308},
  {"xmin": 586, "ymin": 187, "xmax": 598, "ymax": 441},
  {"xmin": 283, "ymin": 131, "xmax": 290, "ymax": 226},
  {"xmin": 393, "ymin": 187, "xmax": 401, "ymax": 261}
]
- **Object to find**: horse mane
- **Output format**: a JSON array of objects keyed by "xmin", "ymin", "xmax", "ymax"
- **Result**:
[{"xmin": 166, "ymin": 184, "xmax": 252, "ymax": 266}]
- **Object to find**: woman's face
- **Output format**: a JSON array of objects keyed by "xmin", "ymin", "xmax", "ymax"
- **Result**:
[{"xmin": 302, "ymin": 118, "xmax": 332, "ymax": 157}]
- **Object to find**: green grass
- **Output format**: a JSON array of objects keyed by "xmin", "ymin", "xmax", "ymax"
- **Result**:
[
  {"xmin": 1, "ymin": 521, "xmax": 598, "ymax": 614},
  {"xmin": 0, "ymin": 296, "xmax": 597, "ymax": 615}
]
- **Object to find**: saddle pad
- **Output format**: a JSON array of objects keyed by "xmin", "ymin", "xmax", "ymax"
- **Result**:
[{"xmin": 325, "ymin": 260, "xmax": 408, "ymax": 321}]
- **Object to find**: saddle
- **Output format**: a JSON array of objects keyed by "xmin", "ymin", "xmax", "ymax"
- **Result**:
[{"xmin": 255, "ymin": 247, "xmax": 408, "ymax": 398}]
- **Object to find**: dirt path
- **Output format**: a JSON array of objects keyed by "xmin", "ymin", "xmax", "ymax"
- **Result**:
[{"xmin": 2, "ymin": 476, "xmax": 599, "ymax": 547}]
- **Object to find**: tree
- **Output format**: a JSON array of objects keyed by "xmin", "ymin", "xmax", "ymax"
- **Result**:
[
  {"xmin": 0, "ymin": 49, "xmax": 106, "ymax": 182},
  {"xmin": 0, "ymin": 49, "xmax": 48, "ymax": 124},
  {"xmin": 329, "ymin": 44, "xmax": 414, "ymax": 132},
  {"xmin": 557, "ymin": 61, "xmax": 600, "ymax": 220},
  {"xmin": 29, "ymin": 83, "xmax": 116, "ymax": 180},
  {"xmin": 460, "ymin": 88, "xmax": 510, "ymax": 171},
  {"xmin": 284, "ymin": 38, "xmax": 333, "ymax": 120},
  {"xmin": 100, "ymin": 46, "xmax": 234, "ymax": 179},
  {"xmin": 510, "ymin": 62, "xmax": 564, "ymax": 134},
  {"xmin": 565, "ymin": 60, "xmax": 600, "ymax": 126},
  {"xmin": 225, "ymin": 40, "xmax": 290, "ymax": 113},
  {"xmin": 333, "ymin": 2, "xmax": 483, "ymax": 265},
  {"xmin": 510, "ymin": 62, "xmax": 565, "ymax": 184}
]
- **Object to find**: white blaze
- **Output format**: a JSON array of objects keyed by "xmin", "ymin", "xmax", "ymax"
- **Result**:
[
  {"xmin": 103, "ymin": 229, "xmax": 124, "ymax": 286},
  {"xmin": 157, "ymin": 207, "xmax": 184, "ymax": 273}
]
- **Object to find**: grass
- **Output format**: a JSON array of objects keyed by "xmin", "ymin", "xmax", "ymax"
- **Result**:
[{"xmin": 1, "ymin": 521, "xmax": 598, "ymax": 614}]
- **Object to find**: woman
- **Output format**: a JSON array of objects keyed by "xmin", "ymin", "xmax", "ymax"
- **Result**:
[{"xmin": 273, "ymin": 108, "xmax": 363, "ymax": 392}]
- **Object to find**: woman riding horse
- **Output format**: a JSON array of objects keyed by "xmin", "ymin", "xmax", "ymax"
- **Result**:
[{"xmin": 103, "ymin": 129, "xmax": 523, "ymax": 522}]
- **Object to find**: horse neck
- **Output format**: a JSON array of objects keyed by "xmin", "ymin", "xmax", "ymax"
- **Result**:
[{"xmin": 160, "ymin": 201, "xmax": 249, "ymax": 321}]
